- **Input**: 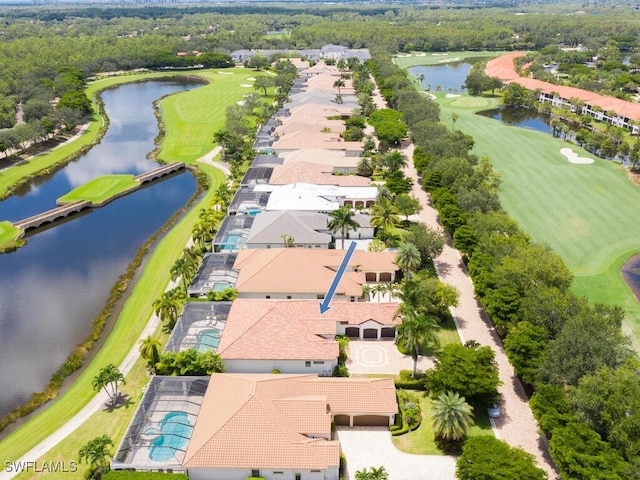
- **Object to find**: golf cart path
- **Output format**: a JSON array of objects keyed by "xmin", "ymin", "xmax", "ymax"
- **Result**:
[{"xmin": 401, "ymin": 142, "xmax": 558, "ymax": 479}]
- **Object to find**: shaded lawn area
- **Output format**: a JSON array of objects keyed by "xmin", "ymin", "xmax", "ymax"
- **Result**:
[
  {"xmin": 396, "ymin": 316, "xmax": 460, "ymax": 359},
  {"xmin": 57, "ymin": 174, "xmax": 138, "ymax": 205},
  {"xmin": 392, "ymin": 393, "xmax": 493, "ymax": 455}
]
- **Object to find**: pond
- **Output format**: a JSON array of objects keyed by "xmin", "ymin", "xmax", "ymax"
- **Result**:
[
  {"xmin": 477, "ymin": 107, "xmax": 554, "ymax": 135},
  {"xmin": 0, "ymin": 79, "xmax": 202, "ymax": 418},
  {"xmin": 408, "ymin": 57, "xmax": 487, "ymax": 93},
  {"xmin": 621, "ymin": 254, "xmax": 640, "ymax": 302}
]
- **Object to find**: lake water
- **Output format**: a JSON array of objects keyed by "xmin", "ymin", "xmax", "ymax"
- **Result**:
[
  {"xmin": 0, "ymin": 79, "xmax": 202, "ymax": 418},
  {"xmin": 477, "ymin": 107, "xmax": 554, "ymax": 135},
  {"xmin": 408, "ymin": 58, "xmax": 486, "ymax": 93},
  {"xmin": 621, "ymin": 254, "xmax": 640, "ymax": 302}
]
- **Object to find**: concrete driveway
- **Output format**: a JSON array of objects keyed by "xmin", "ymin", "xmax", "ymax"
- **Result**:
[
  {"xmin": 337, "ymin": 427, "xmax": 457, "ymax": 480},
  {"xmin": 346, "ymin": 340, "xmax": 434, "ymax": 375}
]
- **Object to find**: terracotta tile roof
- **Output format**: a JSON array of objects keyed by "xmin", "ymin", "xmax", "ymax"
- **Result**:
[
  {"xmin": 216, "ymin": 299, "xmax": 339, "ymax": 360},
  {"xmin": 277, "ymin": 119, "xmax": 346, "ymax": 137},
  {"xmin": 280, "ymin": 149, "xmax": 361, "ymax": 169},
  {"xmin": 272, "ymin": 130, "xmax": 363, "ymax": 152},
  {"xmin": 217, "ymin": 299, "xmax": 399, "ymax": 361},
  {"xmin": 486, "ymin": 52, "xmax": 640, "ymax": 120},
  {"xmin": 233, "ymin": 249, "xmax": 397, "ymax": 296},
  {"xmin": 269, "ymin": 162, "xmax": 371, "ymax": 186},
  {"xmin": 183, "ymin": 374, "xmax": 397, "ymax": 470}
]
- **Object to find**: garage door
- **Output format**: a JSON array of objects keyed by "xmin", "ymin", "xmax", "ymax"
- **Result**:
[
  {"xmin": 334, "ymin": 415, "xmax": 350, "ymax": 426},
  {"xmin": 345, "ymin": 327, "xmax": 360, "ymax": 338},
  {"xmin": 381, "ymin": 327, "xmax": 395, "ymax": 338},
  {"xmin": 353, "ymin": 415, "xmax": 389, "ymax": 427},
  {"xmin": 363, "ymin": 328, "xmax": 378, "ymax": 339}
]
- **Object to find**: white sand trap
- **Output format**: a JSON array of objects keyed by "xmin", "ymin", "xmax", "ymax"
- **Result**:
[
  {"xmin": 237, "ymin": 100, "xmax": 245, "ymax": 106},
  {"xmin": 246, "ymin": 77, "xmax": 256, "ymax": 81},
  {"xmin": 240, "ymin": 84, "xmax": 253, "ymax": 87},
  {"xmin": 561, "ymin": 147, "xmax": 594, "ymax": 164},
  {"xmin": 218, "ymin": 71, "xmax": 233, "ymax": 75},
  {"xmin": 446, "ymin": 93, "xmax": 461, "ymax": 98},
  {"xmin": 418, "ymin": 53, "xmax": 426, "ymax": 56}
]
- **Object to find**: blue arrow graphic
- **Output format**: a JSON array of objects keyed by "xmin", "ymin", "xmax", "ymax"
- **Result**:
[{"xmin": 319, "ymin": 241, "xmax": 358, "ymax": 314}]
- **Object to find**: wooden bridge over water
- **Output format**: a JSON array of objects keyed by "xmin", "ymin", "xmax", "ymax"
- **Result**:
[{"xmin": 12, "ymin": 162, "xmax": 186, "ymax": 233}]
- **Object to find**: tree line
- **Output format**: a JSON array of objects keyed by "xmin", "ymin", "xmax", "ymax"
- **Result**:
[{"xmin": 371, "ymin": 50, "xmax": 639, "ymax": 478}]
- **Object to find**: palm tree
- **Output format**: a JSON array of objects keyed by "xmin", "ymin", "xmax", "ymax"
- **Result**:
[
  {"xmin": 92, "ymin": 364, "xmax": 125, "ymax": 404},
  {"xmin": 152, "ymin": 289, "xmax": 182, "ymax": 331},
  {"xmin": 373, "ymin": 283, "xmax": 387, "ymax": 302},
  {"xmin": 395, "ymin": 242, "xmax": 421, "ymax": 278},
  {"xmin": 327, "ymin": 206, "xmax": 361, "ymax": 249},
  {"xmin": 370, "ymin": 198, "xmax": 400, "ymax": 245},
  {"xmin": 139, "ymin": 336, "xmax": 161, "ymax": 373},
  {"xmin": 395, "ymin": 310, "xmax": 440, "ymax": 378},
  {"xmin": 361, "ymin": 284, "xmax": 374, "ymax": 301},
  {"xmin": 431, "ymin": 391, "xmax": 474, "ymax": 451},
  {"xmin": 78, "ymin": 434, "xmax": 113, "ymax": 479},
  {"xmin": 450, "ymin": 112, "xmax": 459, "ymax": 131},
  {"xmin": 171, "ymin": 255, "xmax": 198, "ymax": 291},
  {"xmin": 355, "ymin": 466, "xmax": 389, "ymax": 480},
  {"xmin": 333, "ymin": 78, "xmax": 346, "ymax": 95},
  {"xmin": 381, "ymin": 150, "xmax": 408, "ymax": 173}
]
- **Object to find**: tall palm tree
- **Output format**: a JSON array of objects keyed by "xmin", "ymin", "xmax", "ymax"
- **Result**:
[
  {"xmin": 373, "ymin": 283, "xmax": 387, "ymax": 302},
  {"xmin": 92, "ymin": 364, "xmax": 125, "ymax": 404},
  {"xmin": 139, "ymin": 336, "xmax": 161, "ymax": 373},
  {"xmin": 361, "ymin": 284, "xmax": 374, "ymax": 301},
  {"xmin": 450, "ymin": 112, "xmax": 459, "ymax": 131},
  {"xmin": 152, "ymin": 289, "xmax": 182, "ymax": 331},
  {"xmin": 395, "ymin": 242, "xmax": 421, "ymax": 278},
  {"xmin": 395, "ymin": 310, "xmax": 440, "ymax": 378},
  {"xmin": 171, "ymin": 255, "xmax": 199, "ymax": 291},
  {"xmin": 333, "ymin": 78, "xmax": 346, "ymax": 95},
  {"xmin": 431, "ymin": 391, "xmax": 474, "ymax": 450},
  {"xmin": 370, "ymin": 198, "xmax": 399, "ymax": 245},
  {"xmin": 78, "ymin": 434, "xmax": 113, "ymax": 479},
  {"xmin": 327, "ymin": 206, "xmax": 361, "ymax": 249}
]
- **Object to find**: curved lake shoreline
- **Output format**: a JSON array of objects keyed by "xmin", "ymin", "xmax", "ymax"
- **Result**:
[{"xmin": 0, "ymin": 78, "xmax": 201, "ymax": 420}]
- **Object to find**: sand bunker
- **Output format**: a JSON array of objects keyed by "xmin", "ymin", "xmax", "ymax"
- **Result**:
[
  {"xmin": 445, "ymin": 93, "xmax": 461, "ymax": 98},
  {"xmin": 218, "ymin": 71, "xmax": 233, "ymax": 75},
  {"xmin": 560, "ymin": 147, "xmax": 594, "ymax": 164},
  {"xmin": 247, "ymin": 77, "xmax": 256, "ymax": 81},
  {"xmin": 237, "ymin": 100, "xmax": 245, "ymax": 106},
  {"xmin": 240, "ymin": 84, "xmax": 253, "ymax": 87},
  {"xmin": 438, "ymin": 57, "xmax": 461, "ymax": 63}
]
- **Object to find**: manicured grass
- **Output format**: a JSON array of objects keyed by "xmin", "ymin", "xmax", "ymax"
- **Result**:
[
  {"xmin": 393, "ymin": 51, "xmax": 503, "ymax": 69},
  {"xmin": 0, "ymin": 164, "xmax": 225, "ymax": 472},
  {"xmin": 392, "ymin": 393, "xmax": 493, "ymax": 455},
  {"xmin": 435, "ymin": 93, "xmax": 640, "ymax": 339},
  {"xmin": 57, "ymin": 174, "xmax": 139, "ymax": 205},
  {"xmin": 0, "ymin": 68, "xmax": 235, "ymax": 465},
  {"xmin": 0, "ymin": 221, "xmax": 22, "ymax": 249},
  {"xmin": 158, "ymin": 69, "xmax": 259, "ymax": 163}
]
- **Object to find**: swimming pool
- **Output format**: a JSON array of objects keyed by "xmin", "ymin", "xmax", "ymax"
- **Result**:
[
  {"xmin": 196, "ymin": 329, "xmax": 221, "ymax": 352},
  {"xmin": 220, "ymin": 233, "xmax": 242, "ymax": 251},
  {"xmin": 148, "ymin": 411, "xmax": 193, "ymax": 462}
]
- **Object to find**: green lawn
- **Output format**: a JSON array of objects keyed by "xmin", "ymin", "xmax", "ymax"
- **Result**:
[
  {"xmin": 158, "ymin": 69, "xmax": 258, "ymax": 163},
  {"xmin": 392, "ymin": 393, "xmax": 493, "ymax": 455},
  {"xmin": 393, "ymin": 51, "xmax": 503, "ymax": 69},
  {"xmin": 0, "ymin": 65, "xmax": 243, "ymax": 469},
  {"xmin": 434, "ymin": 93, "xmax": 640, "ymax": 345},
  {"xmin": 0, "ymin": 221, "xmax": 23, "ymax": 250},
  {"xmin": 57, "ymin": 174, "xmax": 139, "ymax": 205}
]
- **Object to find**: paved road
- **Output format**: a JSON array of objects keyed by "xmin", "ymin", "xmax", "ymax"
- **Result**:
[{"xmin": 401, "ymin": 143, "xmax": 558, "ymax": 479}]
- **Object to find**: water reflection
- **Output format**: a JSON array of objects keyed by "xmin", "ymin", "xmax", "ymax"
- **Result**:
[
  {"xmin": 0, "ymin": 79, "xmax": 200, "ymax": 417},
  {"xmin": 408, "ymin": 58, "xmax": 486, "ymax": 93},
  {"xmin": 621, "ymin": 254, "xmax": 640, "ymax": 302}
]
